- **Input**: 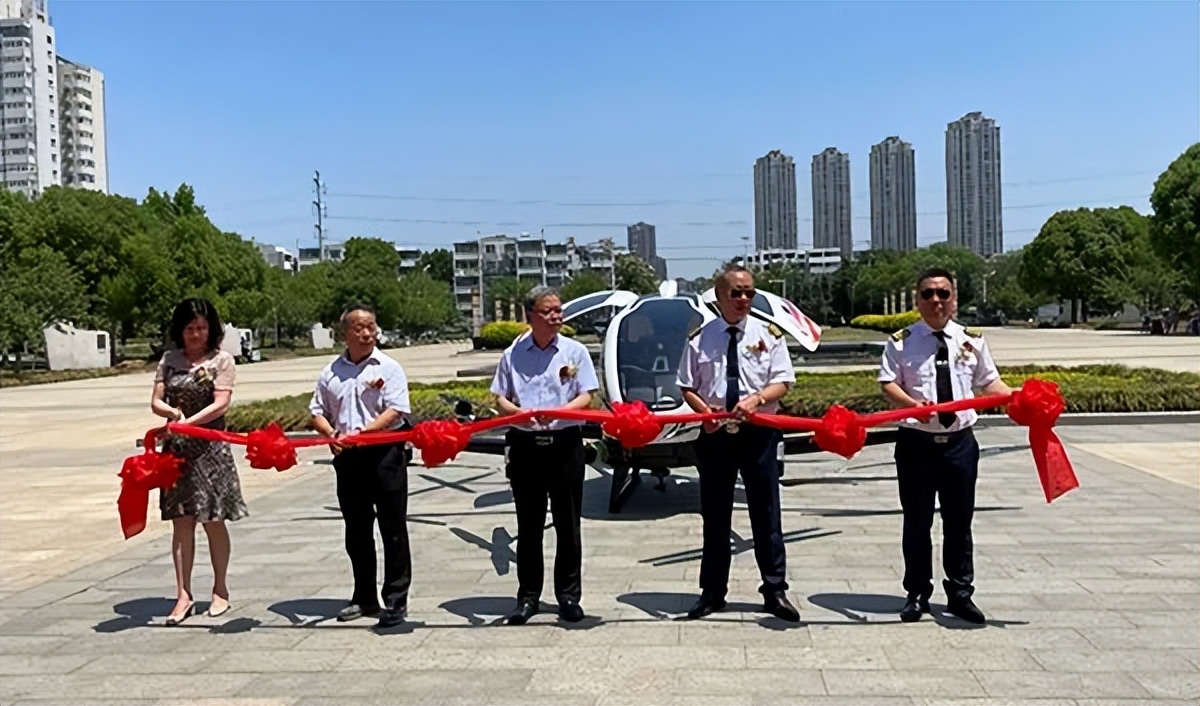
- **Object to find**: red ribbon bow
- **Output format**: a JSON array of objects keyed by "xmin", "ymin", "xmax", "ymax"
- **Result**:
[
  {"xmin": 1007, "ymin": 378, "xmax": 1078, "ymax": 502},
  {"xmin": 813, "ymin": 404, "xmax": 867, "ymax": 459},
  {"xmin": 246, "ymin": 422, "xmax": 298, "ymax": 472},
  {"xmin": 117, "ymin": 431, "xmax": 185, "ymax": 539},
  {"xmin": 601, "ymin": 401, "xmax": 665, "ymax": 448},
  {"xmin": 411, "ymin": 419, "xmax": 471, "ymax": 468}
]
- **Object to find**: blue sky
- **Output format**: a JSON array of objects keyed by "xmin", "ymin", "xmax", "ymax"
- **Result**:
[{"xmin": 54, "ymin": 1, "xmax": 1199, "ymax": 279}]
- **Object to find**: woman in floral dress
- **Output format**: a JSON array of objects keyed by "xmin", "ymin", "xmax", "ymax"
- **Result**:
[{"xmin": 150, "ymin": 298, "xmax": 248, "ymax": 625}]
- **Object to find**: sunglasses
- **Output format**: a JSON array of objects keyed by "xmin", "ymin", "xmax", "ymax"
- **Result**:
[
  {"xmin": 728, "ymin": 289, "xmax": 756, "ymax": 300},
  {"xmin": 534, "ymin": 307, "xmax": 563, "ymax": 316},
  {"xmin": 920, "ymin": 288, "xmax": 952, "ymax": 301}
]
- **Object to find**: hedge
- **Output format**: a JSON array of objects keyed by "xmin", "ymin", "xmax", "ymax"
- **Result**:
[
  {"xmin": 477, "ymin": 321, "xmax": 576, "ymax": 349},
  {"xmin": 224, "ymin": 364, "xmax": 1200, "ymax": 433},
  {"xmin": 850, "ymin": 311, "xmax": 921, "ymax": 332}
]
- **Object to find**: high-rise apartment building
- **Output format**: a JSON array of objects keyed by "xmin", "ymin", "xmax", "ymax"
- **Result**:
[
  {"xmin": 627, "ymin": 221, "xmax": 666, "ymax": 279},
  {"xmin": 811, "ymin": 147, "xmax": 852, "ymax": 257},
  {"xmin": 946, "ymin": 111, "xmax": 1002, "ymax": 257},
  {"xmin": 869, "ymin": 136, "xmax": 917, "ymax": 252},
  {"xmin": 0, "ymin": 0, "xmax": 106, "ymax": 197},
  {"xmin": 753, "ymin": 150, "xmax": 798, "ymax": 251}
]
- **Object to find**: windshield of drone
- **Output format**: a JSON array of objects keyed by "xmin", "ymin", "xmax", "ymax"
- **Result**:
[{"xmin": 615, "ymin": 299, "xmax": 703, "ymax": 411}]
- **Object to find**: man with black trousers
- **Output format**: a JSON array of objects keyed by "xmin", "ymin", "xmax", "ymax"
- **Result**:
[
  {"xmin": 878, "ymin": 267, "xmax": 1011, "ymax": 624},
  {"xmin": 310, "ymin": 303, "xmax": 413, "ymax": 628},
  {"xmin": 491, "ymin": 285, "xmax": 600, "ymax": 625},
  {"xmin": 676, "ymin": 264, "xmax": 800, "ymax": 622}
]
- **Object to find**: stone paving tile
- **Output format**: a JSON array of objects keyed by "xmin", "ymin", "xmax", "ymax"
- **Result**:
[
  {"xmin": 821, "ymin": 669, "xmax": 987, "ymax": 698},
  {"xmin": 1127, "ymin": 671, "xmax": 1200, "ymax": 701},
  {"xmin": 671, "ymin": 668, "xmax": 827, "ymax": 696},
  {"xmin": 972, "ymin": 670, "xmax": 1154, "ymax": 699},
  {"xmin": 0, "ymin": 654, "xmax": 94, "ymax": 675}
]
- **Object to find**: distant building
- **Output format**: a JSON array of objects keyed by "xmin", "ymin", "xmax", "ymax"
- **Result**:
[
  {"xmin": 811, "ymin": 148, "xmax": 852, "ymax": 257},
  {"xmin": 946, "ymin": 111, "xmax": 1003, "ymax": 257},
  {"xmin": 869, "ymin": 136, "xmax": 917, "ymax": 252},
  {"xmin": 754, "ymin": 150, "xmax": 798, "ymax": 251},
  {"xmin": 296, "ymin": 241, "xmax": 344, "ymax": 271},
  {"xmin": 743, "ymin": 247, "xmax": 842, "ymax": 275},
  {"xmin": 256, "ymin": 243, "xmax": 295, "ymax": 273}
]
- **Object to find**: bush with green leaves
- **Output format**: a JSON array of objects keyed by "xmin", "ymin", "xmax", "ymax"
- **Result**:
[
  {"xmin": 850, "ymin": 310, "xmax": 921, "ymax": 332},
  {"xmin": 476, "ymin": 321, "xmax": 576, "ymax": 349},
  {"xmin": 225, "ymin": 364, "xmax": 1200, "ymax": 433}
]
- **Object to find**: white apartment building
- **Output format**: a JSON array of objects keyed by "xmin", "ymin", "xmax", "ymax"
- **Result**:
[
  {"xmin": 811, "ymin": 147, "xmax": 853, "ymax": 258},
  {"xmin": 753, "ymin": 150, "xmax": 798, "ymax": 251},
  {"xmin": 742, "ymin": 247, "xmax": 842, "ymax": 275},
  {"xmin": 0, "ymin": 0, "xmax": 106, "ymax": 198},
  {"xmin": 56, "ymin": 55, "xmax": 104, "ymax": 191},
  {"xmin": 869, "ymin": 136, "xmax": 917, "ymax": 252},
  {"xmin": 946, "ymin": 111, "xmax": 1003, "ymax": 257}
]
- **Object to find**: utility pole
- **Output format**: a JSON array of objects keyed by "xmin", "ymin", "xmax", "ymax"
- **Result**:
[{"xmin": 312, "ymin": 170, "xmax": 327, "ymax": 261}]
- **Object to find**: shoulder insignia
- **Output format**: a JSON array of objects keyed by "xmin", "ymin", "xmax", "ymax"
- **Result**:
[
  {"xmin": 890, "ymin": 328, "xmax": 911, "ymax": 342},
  {"xmin": 688, "ymin": 326, "xmax": 702, "ymax": 340},
  {"xmin": 768, "ymin": 323, "xmax": 784, "ymax": 339},
  {"xmin": 964, "ymin": 327, "xmax": 984, "ymax": 338}
]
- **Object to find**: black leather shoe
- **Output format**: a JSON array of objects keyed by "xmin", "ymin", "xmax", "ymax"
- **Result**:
[
  {"xmin": 377, "ymin": 603, "xmax": 406, "ymax": 628},
  {"xmin": 558, "ymin": 601, "xmax": 585, "ymax": 623},
  {"xmin": 899, "ymin": 595, "xmax": 930, "ymax": 623},
  {"xmin": 763, "ymin": 591, "xmax": 800, "ymax": 622},
  {"xmin": 946, "ymin": 597, "xmax": 986, "ymax": 624},
  {"xmin": 507, "ymin": 598, "xmax": 539, "ymax": 626},
  {"xmin": 337, "ymin": 603, "xmax": 381, "ymax": 622},
  {"xmin": 685, "ymin": 595, "xmax": 726, "ymax": 620}
]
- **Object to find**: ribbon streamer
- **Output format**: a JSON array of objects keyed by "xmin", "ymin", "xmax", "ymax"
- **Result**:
[{"xmin": 117, "ymin": 379, "xmax": 1078, "ymax": 538}]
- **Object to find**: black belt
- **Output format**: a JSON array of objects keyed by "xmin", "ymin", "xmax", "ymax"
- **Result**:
[
  {"xmin": 898, "ymin": 426, "xmax": 974, "ymax": 445},
  {"xmin": 507, "ymin": 427, "xmax": 581, "ymax": 446}
]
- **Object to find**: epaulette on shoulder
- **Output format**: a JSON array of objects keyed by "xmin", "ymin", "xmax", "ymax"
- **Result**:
[
  {"xmin": 688, "ymin": 325, "xmax": 703, "ymax": 340},
  {"xmin": 964, "ymin": 327, "xmax": 984, "ymax": 338},
  {"xmin": 890, "ymin": 328, "xmax": 911, "ymax": 343},
  {"xmin": 767, "ymin": 323, "xmax": 784, "ymax": 339}
]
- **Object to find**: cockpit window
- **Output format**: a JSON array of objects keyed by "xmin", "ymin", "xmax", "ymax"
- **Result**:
[
  {"xmin": 563, "ymin": 291, "xmax": 614, "ymax": 319},
  {"xmin": 615, "ymin": 299, "xmax": 703, "ymax": 410}
]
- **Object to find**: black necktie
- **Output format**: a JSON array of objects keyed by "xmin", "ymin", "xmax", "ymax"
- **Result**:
[
  {"xmin": 725, "ymin": 326, "xmax": 740, "ymax": 411},
  {"xmin": 933, "ymin": 331, "xmax": 955, "ymax": 428}
]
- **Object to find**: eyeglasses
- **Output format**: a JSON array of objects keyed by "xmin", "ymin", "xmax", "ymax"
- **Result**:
[
  {"xmin": 728, "ymin": 289, "xmax": 756, "ymax": 300},
  {"xmin": 534, "ymin": 307, "xmax": 563, "ymax": 316},
  {"xmin": 920, "ymin": 288, "xmax": 952, "ymax": 301}
]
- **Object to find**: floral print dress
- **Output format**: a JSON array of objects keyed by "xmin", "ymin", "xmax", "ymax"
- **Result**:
[{"xmin": 156, "ymin": 349, "xmax": 248, "ymax": 522}]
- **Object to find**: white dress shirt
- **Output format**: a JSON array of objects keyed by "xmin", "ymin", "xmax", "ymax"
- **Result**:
[
  {"xmin": 309, "ymin": 348, "xmax": 411, "ymax": 435},
  {"xmin": 676, "ymin": 315, "xmax": 794, "ymax": 413},
  {"xmin": 878, "ymin": 320, "xmax": 1001, "ymax": 433}
]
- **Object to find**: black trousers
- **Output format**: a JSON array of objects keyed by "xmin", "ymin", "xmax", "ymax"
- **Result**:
[
  {"xmin": 505, "ymin": 427, "xmax": 585, "ymax": 604},
  {"xmin": 894, "ymin": 427, "xmax": 979, "ymax": 601},
  {"xmin": 695, "ymin": 425, "xmax": 787, "ymax": 599},
  {"xmin": 332, "ymin": 443, "xmax": 411, "ymax": 609}
]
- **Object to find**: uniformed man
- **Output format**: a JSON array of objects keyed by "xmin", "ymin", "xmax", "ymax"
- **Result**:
[
  {"xmin": 310, "ymin": 303, "xmax": 413, "ymax": 628},
  {"xmin": 676, "ymin": 264, "xmax": 800, "ymax": 622},
  {"xmin": 878, "ymin": 267, "xmax": 1012, "ymax": 624},
  {"xmin": 491, "ymin": 285, "xmax": 600, "ymax": 625}
]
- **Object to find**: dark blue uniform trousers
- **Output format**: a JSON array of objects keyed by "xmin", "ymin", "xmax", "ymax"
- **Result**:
[
  {"xmin": 695, "ymin": 425, "xmax": 787, "ymax": 599},
  {"xmin": 895, "ymin": 426, "xmax": 979, "ymax": 601}
]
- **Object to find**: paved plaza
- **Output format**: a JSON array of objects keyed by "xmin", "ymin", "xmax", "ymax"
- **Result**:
[{"xmin": 0, "ymin": 333, "xmax": 1197, "ymax": 705}]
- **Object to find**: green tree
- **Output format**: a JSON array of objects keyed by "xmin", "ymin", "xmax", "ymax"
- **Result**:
[
  {"xmin": 1149, "ymin": 143, "xmax": 1200, "ymax": 301},
  {"xmin": 394, "ymin": 270, "xmax": 461, "ymax": 336},
  {"xmin": 0, "ymin": 246, "xmax": 88, "ymax": 365},
  {"xmin": 559, "ymin": 271, "xmax": 609, "ymax": 302},
  {"xmin": 615, "ymin": 254, "xmax": 658, "ymax": 294},
  {"xmin": 1020, "ymin": 207, "xmax": 1140, "ymax": 322},
  {"xmin": 984, "ymin": 248, "xmax": 1040, "ymax": 320},
  {"xmin": 415, "ymin": 248, "xmax": 453, "ymax": 285}
]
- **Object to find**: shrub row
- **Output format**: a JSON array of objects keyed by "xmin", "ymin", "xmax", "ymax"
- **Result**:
[
  {"xmin": 224, "ymin": 364, "xmax": 1200, "ymax": 433},
  {"xmin": 476, "ymin": 321, "xmax": 576, "ymax": 349},
  {"xmin": 849, "ymin": 311, "xmax": 921, "ymax": 332}
]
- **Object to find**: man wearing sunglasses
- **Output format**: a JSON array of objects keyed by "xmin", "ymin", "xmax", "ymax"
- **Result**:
[
  {"xmin": 676, "ymin": 264, "xmax": 799, "ymax": 622},
  {"xmin": 491, "ymin": 285, "xmax": 600, "ymax": 626},
  {"xmin": 878, "ymin": 267, "xmax": 1011, "ymax": 624}
]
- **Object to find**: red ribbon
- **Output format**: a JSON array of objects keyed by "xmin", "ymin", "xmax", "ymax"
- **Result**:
[
  {"xmin": 117, "ymin": 430, "xmax": 185, "ymax": 539},
  {"xmin": 1006, "ymin": 378, "xmax": 1079, "ymax": 502},
  {"xmin": 119, "ymin": 380, "xmax": 1080, "ymax": 538}
]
